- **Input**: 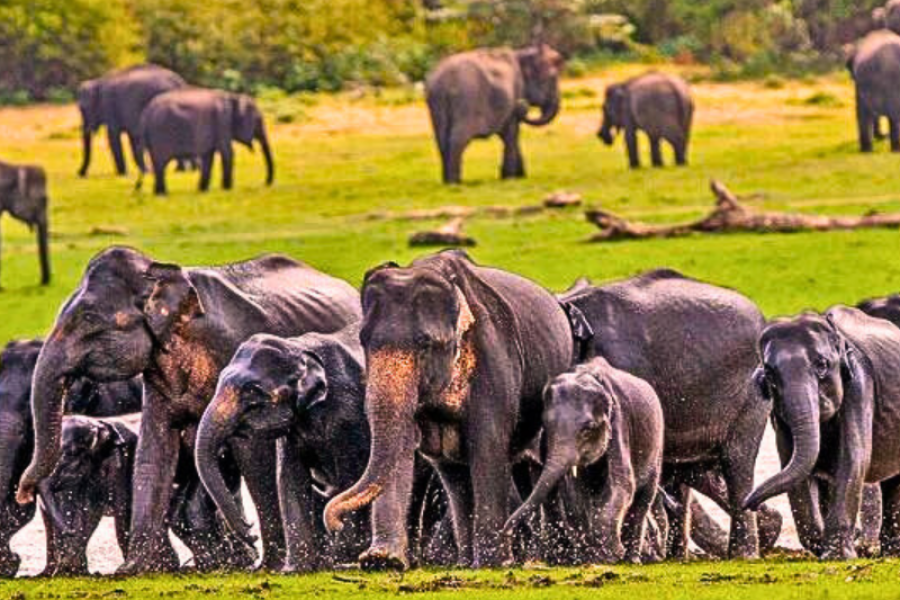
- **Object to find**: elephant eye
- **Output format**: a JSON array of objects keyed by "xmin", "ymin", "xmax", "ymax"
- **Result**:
[
  {"xmin": 242, "ymin": 382, "xmax": 267, "ymax": 398},
  {"xmin": 814, "ymin": 358, "xmax": 831, "ymax": 379}
]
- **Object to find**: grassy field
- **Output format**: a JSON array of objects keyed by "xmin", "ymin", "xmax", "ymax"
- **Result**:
[{"xmin": 3, "ymin": 63, "xmax": 900, "ymax": 595}]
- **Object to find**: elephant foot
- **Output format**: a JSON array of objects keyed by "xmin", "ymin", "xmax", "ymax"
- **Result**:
[
  {"xmin": 879, "ymin": 536, "xmax": 900, "ymax": 557},
  {"xmin": 359, "ymin": 546, "xmax": 408, "ymax": 572},
  {"xmin": 820, "ymin": 541, "xmax": 856, "ymax": 561}
]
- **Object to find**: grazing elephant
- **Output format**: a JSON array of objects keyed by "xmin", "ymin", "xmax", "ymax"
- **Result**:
[
  {"xmin": 137, "ymin": 88, "xmax": 274, "ymax": 195},
  {"xmin": 16, "ymin": 247, "xmax": 361, "ymax": 575},
  {"xmin": 559, "ymin": 269, "xmax": 768, "ymax": 558},
  {"xmin": 0, "ymin": 160, "xmax": 50, "ymax": 286},
  {"xmin": 0, "ymin": 338, "xmax": 142, "ymax": 577},
  {"xmin": 745, "ymin": 307, "xmax": 900, "ymax": 559},
  {"xmin": 425, "ymin": 45, "xmax": 564, "ymax": 184},
  {"xmin": 323, "ymin": 250, "xmax": 574, "ymax": 569},
  {"xmin": 847, "ymin": 30, "xmax": 900, "ymax": 153},
  {"xmin": 78, "ymin": 64, "xmax": 186, "ymax": 177},
  {"xmin": 598, "ymin": 72, "xmax": 694, "ymax": 168},
  {"xmin": 504, "ymin": 357, "xmax": 664, "ymax": 564}
]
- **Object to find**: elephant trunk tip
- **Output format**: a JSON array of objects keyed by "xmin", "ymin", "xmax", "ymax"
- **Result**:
[{"xmin": 323, "ymin": 483, "xmax": 383, "ymax": 533}]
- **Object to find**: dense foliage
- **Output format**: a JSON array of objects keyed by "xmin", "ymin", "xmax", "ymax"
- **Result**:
[{"xmin": 0, "ymin": 0, "xmax": 888, "ymax": 101}]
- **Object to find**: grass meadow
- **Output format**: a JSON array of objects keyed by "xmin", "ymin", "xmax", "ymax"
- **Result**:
[{"xmin": 3, "ymin": 63, "xmax": 900, "ymax": 596}]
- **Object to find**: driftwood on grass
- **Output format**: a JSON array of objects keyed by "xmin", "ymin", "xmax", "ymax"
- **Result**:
[
  {"xmin": 587, "ymin": 179, "xmax": 900, "ymax": 241},
  {"xmin": 409, "ymin": 217, "xmax": 476, "ymax": 247},
  {"xmin": 543, "ymin": 191, "xmax": 583, "ymax": 209}
]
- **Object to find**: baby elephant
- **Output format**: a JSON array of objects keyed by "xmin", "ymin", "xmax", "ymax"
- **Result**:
[
  {"xmin": 598, "ymin": 72, "xmax": 693, "ymax": 169},
  {"xmin": 504, "ymin": 357, "xmax": 664, "ymax": 564}
]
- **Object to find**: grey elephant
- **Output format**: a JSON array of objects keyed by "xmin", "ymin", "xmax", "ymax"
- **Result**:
[
  {"xmin": 745, "ymin": 307, "xmax": 900, "ymax": 559},
  {"xmin": 17, "ymin": 247, "xmax": 361, "ymax": 575},
  {"xmin": 0, "ymin": 160, "xmax": 50, "ymax": 286},
  {"xmin": 78, "ymin": 64, "xmax": 186, "ymax": 177},
  {"xmin": 847, "ymin": 30, "xmax": 900, "ymax": 152},
  {"xmin": 559, "ymin": 269, "xmax": 769, "ymax": 559},
  {"xmin": 598, "ymin": 72, "xmax": 693, "ymax": 169},
  {"xmin": 858, "ymin": 293, "xmax": 900, "ymax": 326},
  {"xmin": 425, "ymin": 45, "xmax": 564, "ymax": 184},
  {"xmin": 504, "ymin": 357, "xmax": 664, "ymax": 564},
  {"xmin": 137, "ymin": 88, "xmax": 274, "ymax": 195}
]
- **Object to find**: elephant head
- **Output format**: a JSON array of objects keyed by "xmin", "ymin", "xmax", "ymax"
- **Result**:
[
  {"xmin": 195, "ymin": 334, "xmax": 325, "ymax": 545},
  {"xmin": 17, "ymin": 248, "xmax": 207, "ymax": 505},
  {"xmin": 0, "ymin": 339, "xmax": 42, "ymax": 576},
  {"xmin": 503, "ymin": 367, "xmax": 613, "ymax": 534},
  {"xmin": 77, "ymin": 80, "xmax": 102, "ymax": 177},
  {"xmin": 231, "ymin": 94, "xmax": 274, "ymax": 186},
  {"xmin": 598, "ymin": 83, "xmax": 628, "ymax": 145},
  {"xmin": 516, "ymin": 45, "xmax": 564, "ymax": 126},
  {"xmin": 743, "ymin": 313, "xmax": 861, "ymax": 510},
  {"xmin": 323, "ymin": 262, "xmax": 473, "ymax": 533}
]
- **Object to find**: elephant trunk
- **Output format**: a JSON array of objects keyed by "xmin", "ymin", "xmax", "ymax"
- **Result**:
[
  {"xmin": 78, "ymin": 127, "xmax": 92, "ymax": 178},
  {"xmin": 37, "ymin": 480, "xmax": 72, "ymax": 535},
  {"xmin": 323, "ymin": 349, "xmax": 419, "ymax": 533},
  {"xmin": 16, "ymin": 343, "xmax": 68, "ymax": 505},
  {"xmin": 743, "ymin": 382, "xmax": 821, "ymax": 510},
  {"xmin": 503, "ymin": 444, "xmax": 574, "ymax": 535},
  {"xmin": 597, "ymin": 116, "xmax": 615, "ymax": 145},
  {"xmin": 195, "ymin": 386, "xmax": 256, "ymax": 548},
  {"xmin": 522, "ymin": 88, "xmax": 560, "ymax": 127},
  {"xmin": 257, "ymin": 126, "xmax": 274, "ymax": 186}
]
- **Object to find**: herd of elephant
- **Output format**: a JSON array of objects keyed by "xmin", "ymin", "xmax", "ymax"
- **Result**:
[{"xmin": 2, "ymin": 245, "xmax": 900, "ymax": 577}]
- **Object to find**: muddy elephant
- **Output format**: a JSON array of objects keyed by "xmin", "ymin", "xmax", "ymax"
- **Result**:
[
  {"xmin": 137, "ymin": 89, "xmax": 274, "ymax": 195},
  {"xmin": 78, "ymin": 64, "xmax": 186, "ymax": 178},
  {"xmin": 847, "ymin": 30, "xmax": 900, "ymax": 152},
  {"xmin": 0, "ymin": 160, "xmax": 50, "ymax": 286},
  {"xmin": 598, "ymin": 72, "xmax": 693, "ymax": 168},
  {"xmin": 745, "ymin": 307, "xmax": 900, "ymax": 559},
  {"xmin": 504, "ymin": 357, "xmax": 664, "ymax": 564},
  {"xmin": 425, "ymin": 45, "xmax": 564, "ymax": 184},
  {"xmin": 0, "ymin": 339, "xmax": 142, "ymax": 577},
  {"xmin": 16, "ymin": 247, "xmax": 361, "ymax": 574},
  {"xmin": 559, "ymin": 269, "xmax": 769, "ymax": 559},
  {"xmin": 323, "ymin": 250, "xmax": 574, "ymax": 569}
]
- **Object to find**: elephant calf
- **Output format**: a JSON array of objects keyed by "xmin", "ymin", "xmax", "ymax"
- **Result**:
[
  {"xmin": 598, "ymin": 72, "xmax": 693, "ymax": 169},
  {"xmin": 0, "ymin": 160, "xmax": 50, "ymax": 286},
  {"xmin": 504, "ymin": 357, "xmax": 664, "ymax": 564}
]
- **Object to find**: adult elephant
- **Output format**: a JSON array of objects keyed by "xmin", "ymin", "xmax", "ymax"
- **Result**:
[
  {"xmin": 558, "ymin": 269, "xmax": 769, "ymax": 558},
  {"xmin": 323, "ymin": 250, "xmax": 574, "ymax": 569},
  {"xmin": 137, "ymin": 89, "xmax": 274, "ymax": 195},
  {"xmin": 858, "ymin": 292, "xmax": 900, "ymax": 326},
  {"xmin": 78, "ymin": 64, "xmax": 186, "ymax": 178},
  {"xmin": 0, "ymin": 160, "xmax": 50, "ymax": 286},
  {"xmin": 0, "ymin": 339, "xmax": 142, "ymax": 577},
  {"xmin": 745, "ymin": 307, "xmax": 900, "ymax": 559},
  {"xmin": 16, "ymin": 247, "xmax": 361, "ymax": 574},
  {"xmin": 847, "ymin": 30, "xmax": 900, "ymax": 153},
  {"xmin": 425, "ymin": 45, "xmax": 564, "ymax": 184},
  {"xmin": 597, "ymin": 72, "xmax": 694, "ymax": 169}
]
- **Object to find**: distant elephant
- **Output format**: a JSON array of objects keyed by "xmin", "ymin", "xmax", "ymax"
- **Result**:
[
  {"xmin": 137, "ymin": 88, "xmax": 274, "ymax": 195},
  {"xmin": 598, "ymin": 72, "xmax": 693, "ymax": 169},
  {"xmin": 0, "ymin": 339, "xmax": 142, "ymax": 577},
  {"xmin": 847, "ymin": 30, "xmax": 900, "ymax": 152},
  {"xmin": 78, "ymin": 64, "xmax": 186, "ymax": 177},
  {"xmin": 16, "ymin": 247, "xmax": 361, "ymax": 575},
  {"xmin": 504, "ymin": 357, "xmax": 664, "ymax": 564},
  {"xmin": 858, "ymin": 292, "xmax": 900, "ymax": 326},
  {"xmin": 745, "ymin": 307, "xmax": 900, "ymax": 559},
  {"xmin": 559, "ymin": 269, "xmax": 769, "ymax": 559},
  {"xmin": 425, "ymin": 45, "xmax": 564, "ymax": 184},
  {"xmin": 323, "ymin": 250, "xmax": 575, "ymax": 569},
  {"xmin": 0, "ymin": 160, "xmax": 50, "ymax": 286}
]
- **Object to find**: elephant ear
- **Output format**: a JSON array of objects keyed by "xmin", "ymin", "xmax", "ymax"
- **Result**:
[
  {"xmin": 232, "ymin": 94, "xmax": 258, "ymax": 145},
  {"xmin": 141, "ymin": 262, "xmax": 205, "ymax": 345},
  {"xmin": 753, "ymin": 366, "xmax": 771, "ymax": 401},
  {"xmin": 559, "ymin": 301, "xmax": 594, "ymax": 363},
  {"xmin": 94, "ymin": 422, "xmax": 127, "ymax": 454},
  {"xmin": 294, "ymin": 352, "xmax": 328, "ymax": 413},
  {"xmin": 78, "ymin": 81, "xmax": 102, "ymax": 130}
]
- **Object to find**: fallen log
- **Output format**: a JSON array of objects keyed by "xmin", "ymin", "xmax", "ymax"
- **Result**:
[
  {"xmin": 587, "ymin": 179, "xmax": 900, "ymax": 241},
  {"xmin": 409, "ymin": 217, "xmax": 476, "ymax": 247}
]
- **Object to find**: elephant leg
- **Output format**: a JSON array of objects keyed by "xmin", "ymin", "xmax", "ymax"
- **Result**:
[
  {"xmin": 36, "ymin": 217, "xmax": 50, "ymax": 286},
  {"xmin": 649, "ymin": 136, "xmax": 663, "ymax": 167},
  {"xmin": 221, "ymin": 146, "xmax": 234, "ymax": 190},
  {"xmin": 359, "ymin": 451, "xmax": 415, "ymax": 571},
  {"xmin": 55, "ymin": 508, "xmax": 101, "ymax": 576},
  {"xmin": 39, "ymin": 506, "xmax": 59, "ymax": 577},
  {"xmin": 673, "ymin": 136, "xmax": 688, "ymax": 166},
  {"xmin": 857, "ymin": 483, "xmax": 882, "ymax": 557},
  {"xmin": 880, "ymin": 476, "xmax": 900, "ymax": 556},
  {"xmin": 152, "ymin": 156, "xmax": 169, "ymax": 196},
  {"xmin": 469, "ymin": 430, "xmax": 514, "ymax": 568},
  {"xmin": 108, "ymin": 127, "xmax": 127, "ymax": 176},
  {"xmin": 127, "ymin": 133, "xmax": 147, "ymax": 174},
  {"xmin": 857, "ymin": 99, "xmax": 874, "ymax": 153},
  {"xmin": 586, "ymin": 479, "xmax": 631, "ymax": 564},
  {"xmin": 890, "ymin": 118, "xmax": 900, "ymax": 152},
  {"xmin": 235, "ymin": 439, "xmax": 286, "ymax": 572},
  {"xmin": 435, "ymin": 462, "xmax": 474, "ymax": 566},
  {"xmin": 721, "ymin": 457, "xmax": 760, "ymax": 559},
  {"xmin": 665, "ymin": 481, "xmax": 692, "ymax": 560},
  {"xmin": 774, "ymin": 419, "xmax": 825, "ymax": 554},
  {"xmin": 198, "ymin": 152, "xmax": 214, "ymax": 192},
  {"xmin": 444, "ymin": 131, "xmax": 469, "ymax": 185},
  {"xmin": 625, "ymin": 126, "xmax": 640, "ymax": 168},
  {"xmin": 621, "ymin": 483, "xmax": 656, "ymax": 564},
  {"xmin": 499, "ymin": 120, "xmax": 525, "ymax": 179}
]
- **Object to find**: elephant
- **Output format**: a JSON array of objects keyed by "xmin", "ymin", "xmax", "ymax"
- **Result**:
[
  {"xmin": 77, "ymin": 64, "xmax": 186, "ymax": 178},
  {"xmin": 0, "ymin": 338, "xmax": 142, "ymax": 577},
  {"xmin": 598, "ymin": 72, "xmax": 694, "ymax": 168},
  {"xmin": 558, "ymin": 269, "xmax": 769, "ymax": 559},
  {"xmin": 846, "ymin": 30, "xmax": 900, "ymax": 153},
  {"xmin": 16, "ymin": 247, "xmax": 361, "ymax": 575},
  {"xmin": 322, "ymin": 249, "xmax": 575, "ymax": 569},
  {"xmin": 425, "ymin": 45, "xmax": 564, "ymax": 184},
  {"xmin": 745, "ymin": 307, "xmax": 900, "ymax": 559},
  {"xmin": 137, "ymin": 88, "xmax": 274, "ymax": 195},
  {"xmin": 858, "ymin": 293, "xmax": 900, "ymax": 326},
  {"xmin": 503, "ymin": 356, "xmax": 665, "ymax": 564},
  {"xmin": 0, "ymin": 160, "xmax": 50, "ymax": 286}
]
